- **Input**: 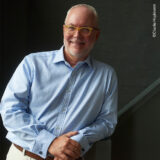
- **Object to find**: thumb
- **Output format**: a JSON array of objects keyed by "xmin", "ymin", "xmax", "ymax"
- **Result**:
[{"xmin": 64, "ymin": 131, "xmax": 79, "ymax": 138}]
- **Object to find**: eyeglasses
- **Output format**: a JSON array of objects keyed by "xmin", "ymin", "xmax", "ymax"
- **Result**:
[{"xmin": 63, "ymin": 24, "xmax": 99, "ymax": 36}]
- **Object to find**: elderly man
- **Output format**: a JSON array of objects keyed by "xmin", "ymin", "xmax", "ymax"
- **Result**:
[{"xmin": 0, "ymin": 4, "xmax": 118, "ymax": 160}]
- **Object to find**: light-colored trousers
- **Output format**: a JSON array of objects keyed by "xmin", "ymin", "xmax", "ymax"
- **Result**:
[{"xmin": 6, "ymin": 144, "xmax": 36, "ymax": 160}]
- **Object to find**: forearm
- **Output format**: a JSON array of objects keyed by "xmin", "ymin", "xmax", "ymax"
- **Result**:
[
  {"xmin": 71, "ymin": 116, "xmax": 117, "ymax": 156},
  {"xmin": 0, "ymin": 56, "xmax": 56, "ymax": 158},
  {"xmin": 1, "ymin": 104, "xmax": 56, "ymax": 158}
]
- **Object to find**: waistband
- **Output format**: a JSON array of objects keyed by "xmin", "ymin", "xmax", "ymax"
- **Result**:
[{"xmin": 14, "ymin": 144, "xmax": 83, "ymax": 160}]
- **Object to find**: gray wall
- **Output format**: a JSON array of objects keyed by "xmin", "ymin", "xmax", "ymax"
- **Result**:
[
  {"xmin": 1, "ymin": 0, "xmax": 160, "ymax": 159},
  {"xmin": 112, "ymin": 90, "xmax": 160, "ymax": 160},
  {"xmin": 1, "ymin": 0, "xmax": 160, "ymax": 107}
]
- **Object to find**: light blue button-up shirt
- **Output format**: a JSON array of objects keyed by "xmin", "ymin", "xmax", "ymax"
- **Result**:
[{"xmin": 0, "ymin": 46, "xmax": 118, "ymax": 158}]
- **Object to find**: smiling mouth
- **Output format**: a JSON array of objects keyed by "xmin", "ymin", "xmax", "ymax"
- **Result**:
[{"xmin": 70, "ymin": 41, "xmax": 85, "ymax": 46}]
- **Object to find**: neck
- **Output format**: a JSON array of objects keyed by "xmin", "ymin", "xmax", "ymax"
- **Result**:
[{"xmin": 63, "ymin": 49, "xmax": 88, "ymax": 68}]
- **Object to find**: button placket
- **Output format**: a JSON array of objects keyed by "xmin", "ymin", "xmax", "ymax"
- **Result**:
[
  {"xmin": 53, "ymin": 68, "xmax": 79, "ymax": 136},
  {"xmin": 61, "ymin": 69, "xmax": 79, "ymax": 134}
]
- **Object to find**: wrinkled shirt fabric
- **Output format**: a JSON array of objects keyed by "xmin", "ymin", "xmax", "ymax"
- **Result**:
[{"xmin": 0, "ymin": 46, "xmax": 118, "ymax": 158}]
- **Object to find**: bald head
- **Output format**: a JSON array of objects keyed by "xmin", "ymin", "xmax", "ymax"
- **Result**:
[{"xmin": 64, "ymin": 4, "xmax": 99, "ymax": 28}]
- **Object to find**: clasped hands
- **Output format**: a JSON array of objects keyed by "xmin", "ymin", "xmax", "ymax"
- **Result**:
[{"xmin": 48, "ymin": 131, "xmax": 81, "ymax": 160}]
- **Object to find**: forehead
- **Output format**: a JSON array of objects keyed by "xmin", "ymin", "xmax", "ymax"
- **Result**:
[{"xmin": 65, "ymin": 6, "xmax": 97, "ymax": 27}]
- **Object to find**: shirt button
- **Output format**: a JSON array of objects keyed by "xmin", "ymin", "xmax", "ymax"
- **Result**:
[
  {"xmin": 66, "ymin": 89, "xmax": 71, "ymax": 93},
  {"xmin": 56, "ymin": 126, "xmax": 60, "ymax": 130},
  {"xmin": 62, "ymin": 108, "xmax": 66, "ymax": 112},
  {"xmin": 39, "ymin": 151, "xmax": 43, "ymax": 154}
]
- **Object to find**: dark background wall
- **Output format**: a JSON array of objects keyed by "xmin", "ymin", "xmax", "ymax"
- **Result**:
[
  {"xmin": 112, "ymin": 90, "xmax": 160, "ymax": 160},
  {"xmin": 1, "ymin": 0, "xmax": 160, "ymax": 107},
  {"xmin": 1, "ymin": 0, "xmax": 160, "ymax": 159}
]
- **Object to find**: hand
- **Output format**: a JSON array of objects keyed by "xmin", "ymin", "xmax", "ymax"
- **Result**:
[
  {"xmin": 48, "ymin": 131, "xmax": 81, "ymax": 160},
  {"xmin": 53, "ymin": 156, "xmax": 81, "ymax": 160}
]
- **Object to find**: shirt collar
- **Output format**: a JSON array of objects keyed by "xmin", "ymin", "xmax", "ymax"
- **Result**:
[
  {"xmin": 53, "ymin": 46, "xmax": 93, "ymax": 68},
  {"xmin": 53, "ymin": 46, "xmax": 65, "ymax": 63},
  {"xmin": 83, "ymin": 56, "xmax": 92, "ymax": 68}
]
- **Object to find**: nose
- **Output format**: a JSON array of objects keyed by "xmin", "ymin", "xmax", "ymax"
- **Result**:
[{"xmin": 73, "ymin": 29, "xmax": 81, "ymax": 37}]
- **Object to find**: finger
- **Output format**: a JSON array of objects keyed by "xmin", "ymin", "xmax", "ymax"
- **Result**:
[
  {"xmin": 54, "ymin": 156, "xmax": 65, "ymax": 160},
  {"xmin": 64, "ymin": 131, "xmax": 79, "ymax": 138},
  {"xmin": 59, "ymin": 153, "xmax": 71, "ymax": 160},
  {"xmin": 55, "ymin": 157, "xmax": 63, "ymax": 160},
  {"xmin": 69, "ymin": 138, "xmax": 81, "ymax": 149},
  {"xmin": 67, "ymin": 142, "xmax": 81, "ymax": 156},
  {"xmin": 54, "ymin": 157, "xmax": 63, "ymax": 160},
  {"xmin": 64, "ymin": 143, "xmax": 81, "ymax": 158},
  {"xmin": 64, "ymin": 148, "xmax": 79, "ymax": 159},
  {"xmin": 63, "ymin": 138, "xmax": 81, "ymax": 155}
]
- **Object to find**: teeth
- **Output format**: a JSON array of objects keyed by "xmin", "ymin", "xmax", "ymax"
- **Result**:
[{"xmin": 71, "ymin": 41, "xmax": 84, "ymax": 45}]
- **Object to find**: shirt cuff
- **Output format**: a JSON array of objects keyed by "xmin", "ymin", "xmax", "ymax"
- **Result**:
[
  {"xmin": 32, "ymin": 129, "xmax": 56, "ymax": 158},
  {"xmin": 70, "ymin": 132, "xmax": 91, "ymax": 156}
]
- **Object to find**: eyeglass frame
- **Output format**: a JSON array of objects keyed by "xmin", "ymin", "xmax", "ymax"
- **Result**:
[{"xmin": 63, "ymin": 24, "xmax": 99, "ymax": 36}]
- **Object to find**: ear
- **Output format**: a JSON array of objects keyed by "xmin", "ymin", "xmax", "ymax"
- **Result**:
[{"xmin": 95, "ymin": 30, "xmax": 100, "ymax": 41}]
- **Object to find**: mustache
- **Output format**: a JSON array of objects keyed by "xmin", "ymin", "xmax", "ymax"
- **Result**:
[{"xmin": 69, "ymin": 39, "xmax": 85, "ymax": 44}]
